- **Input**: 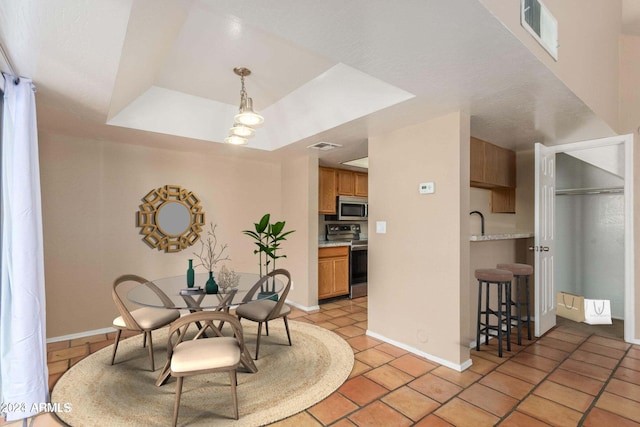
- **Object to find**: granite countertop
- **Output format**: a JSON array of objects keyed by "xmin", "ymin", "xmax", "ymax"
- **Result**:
[
  {"xmin": 470, "ymin": 232, "xmax": 534, "ymax": 241},
  {"xmin": 318, "ymin": 241, "xmax": 351, "ymax": 248}
]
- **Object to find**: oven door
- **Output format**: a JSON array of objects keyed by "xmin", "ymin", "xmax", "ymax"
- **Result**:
[{"xmin": 350, "ymin": 245, "xmax": 368, "ymax": 298}]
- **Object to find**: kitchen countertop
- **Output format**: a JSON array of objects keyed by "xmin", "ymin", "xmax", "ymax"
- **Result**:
[
  {"xmin": 470, "ymin": 232, "xmax": 534, "ymax": 241},
  {"xmin": 319, "ymin": 241, "xmax": 351, "ymax": 248}
]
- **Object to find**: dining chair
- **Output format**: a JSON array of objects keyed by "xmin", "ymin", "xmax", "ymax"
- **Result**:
[
  {"xmin": 235, "ymin": 269, "xmax": 292, "ymax": 360},
  {"xmin": 111, "ymin": 274, "xmax": 180, "ymax": 371},
  {"xmin": 167, "ymin": 311, "xmax": 244, "ymax": 425}
]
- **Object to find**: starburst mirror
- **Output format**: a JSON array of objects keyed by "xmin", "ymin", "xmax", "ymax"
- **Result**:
[{"xmin": 137, "ymin": 185, "xmax": 206, "ymax": 253}]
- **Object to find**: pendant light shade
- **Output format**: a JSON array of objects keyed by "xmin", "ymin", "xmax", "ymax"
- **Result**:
[
  {"xmin": 229, "ymin": 123, "xmax": 255, "ymax": 138},
  {"xmin": 234, "ymin": 97, "xmax": 264, "ymax": 127},
  {"xmin": 224, "ymin": 135, "xmax": 248, "ymax": 145},
  {"xmin": 224, "ymin": 67, "xmax": 263, "ymax": 145}
]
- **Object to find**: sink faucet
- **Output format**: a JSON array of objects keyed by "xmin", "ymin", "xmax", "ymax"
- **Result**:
[{"xmin": 470, "ymin": 211, "xmax": 485, "ymax": 236}]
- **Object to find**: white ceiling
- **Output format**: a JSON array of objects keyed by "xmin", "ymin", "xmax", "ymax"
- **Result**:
[{"xmin": 0, "ymin": 0, "xmax": 631, "ymax": 169}]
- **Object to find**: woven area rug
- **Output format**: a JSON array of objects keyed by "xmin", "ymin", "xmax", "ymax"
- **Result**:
[{"xmin": 51, "ymin": 320, "xmax": 354, "ymax": 426}]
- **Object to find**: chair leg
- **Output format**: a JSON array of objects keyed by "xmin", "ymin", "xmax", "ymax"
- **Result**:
[
  {"xmin": 173, "ymin": 376, "xmax": 184, "ymax": 427},
  {"xmin": 143, "ymin": 331, "xmax": 147, "ymax": 348},
  {"xmin": 111, "ymin": 329, "xmax": 122, "ymax": 365},
  {"xmin": 229, "ymin": 370, "xmax": 238, "ymax": 420},
  {"xmin": 265, "ymin": 320, "xmax": 269, "ymax": 336},
  {"xmin": 146, "ymin": 331, "xmax": 155, "ymax": 371},
  {"xmin": 283, "ymin": 316, "xmax": 292, "ymax": 346},
  {"xmin": 255, "ymin": 322, "xmax": 263, "ymax": 360}
]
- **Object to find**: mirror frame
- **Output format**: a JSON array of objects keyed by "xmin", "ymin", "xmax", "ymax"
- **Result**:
[{"xmin": 137, "ymin": 185, "xmax": 206, "ymax": 253}]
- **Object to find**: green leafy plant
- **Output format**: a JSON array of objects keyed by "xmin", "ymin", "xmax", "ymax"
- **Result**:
[{"xmin": 243, "ymin": 213, "xmax": 295, "ymax": 292}]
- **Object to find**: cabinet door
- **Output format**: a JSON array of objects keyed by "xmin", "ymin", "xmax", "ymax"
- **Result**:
[
  {"xmin": 333, "ymin": 257, "xmax": 350, "ymax": 295},
  {"xmin": 318, "ymin": 258, "xmax": 336, "ymax": 299},
  {"xmin": 354, "ymin": 173, "xmax": 368, "ymax": 197},
  {"xmin": 318, "ymin": 246, "xmax": 350, "ymax": 299},
  {"xmin": 470, "ymin": 137, "xmax": 485, "ymax": 184},
  {"xmin": 491, "ymin": 188, "xmax": 516, "ymax": 213},
  {"xmin": 319, "ymin": 167, "xmax": 337, "ymax": 214},
  {"xmin": 337, "ymin": 170, "xmax": 355, "ymax": 195}
]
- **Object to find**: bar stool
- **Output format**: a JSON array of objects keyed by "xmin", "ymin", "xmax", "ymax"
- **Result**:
[
  {"xmin": 497, "ymin": 263, "xmax": 533, "ymax": 345},
  {"xmin": 475, "ymin": 268, "xmax": 513, "ymax": 357}
]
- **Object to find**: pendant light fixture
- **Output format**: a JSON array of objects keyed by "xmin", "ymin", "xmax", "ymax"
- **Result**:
[{"xmin": 224, "ymin": 67, "xmax": 263, "ymax": 145}]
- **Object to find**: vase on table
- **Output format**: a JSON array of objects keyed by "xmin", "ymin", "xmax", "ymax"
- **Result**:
[
  {"xmin": 186, "ymin": 259, "xmax": 195, "ymax": 288},
  {"xmin": 205, "ymin": 271, "xmax": 218, "ymax": 294}
]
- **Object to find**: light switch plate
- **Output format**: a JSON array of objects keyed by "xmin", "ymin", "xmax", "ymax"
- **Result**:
[
  {"xmin": 419, "ymin": 182, "xmax": 435, "ymax": 194},
  {"xmin": 376, "ymin": 221, "xmax": 386, "ymax": 234}
]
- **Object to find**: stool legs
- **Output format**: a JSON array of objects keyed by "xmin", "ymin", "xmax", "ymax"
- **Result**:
[
  {"xmin": 509, "ymin": 274, "xmax": 532, "ymax": 345},
  {"xmin": 476, "ymin": 279, "xmax": 512, "ymax": 357}
]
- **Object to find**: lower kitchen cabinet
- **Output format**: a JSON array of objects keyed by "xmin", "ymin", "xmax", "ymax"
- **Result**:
[{"xmin": 318, "ymin": 246, "xmax": 349, "ymax": 299}]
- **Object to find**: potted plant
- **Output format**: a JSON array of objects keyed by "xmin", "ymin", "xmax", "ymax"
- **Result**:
[
  {"xmin": 193, "ymin": 223, "xmax": 231, "ymax": 294},
  {"xmin": 242, "ymin": 213, "xmax": 295, "ymax": 300}
]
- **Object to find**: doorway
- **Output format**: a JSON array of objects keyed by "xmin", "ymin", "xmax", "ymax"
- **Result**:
[{"xmin": 534, "ymin": 134, "xmax": 634, "ymax": 342}]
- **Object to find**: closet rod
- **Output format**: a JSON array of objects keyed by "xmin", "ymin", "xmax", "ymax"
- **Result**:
[{"xmin": 556, "ymin": 186, "xmax": 624, "ymax": 196}]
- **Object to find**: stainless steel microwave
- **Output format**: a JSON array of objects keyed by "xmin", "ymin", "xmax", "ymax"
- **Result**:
[{"xmin": 337, "ymin": 196, "xmax": 368, "ymax": 221}]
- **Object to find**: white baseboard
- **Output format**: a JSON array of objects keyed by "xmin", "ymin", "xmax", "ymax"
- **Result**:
[
  {"xmin": 47, "ymin": 327, "xmax": 116, "ymax": 344},
  {"xmin": 366, "ymin": 330, "xmax": 473, "ymax": 372},
  {"xmin": 286, "ymin": 300, "xmax": 320, "ymax": 312}
]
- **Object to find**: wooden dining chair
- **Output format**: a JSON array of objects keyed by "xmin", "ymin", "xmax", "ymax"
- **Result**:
[
  {"xmin": 111, "ymin": 274, "xmax": 180, "ymax": 371},
  {"xmin": 235, "ymin": 269, "xmax": 292, "ymax": 360},
  {"xmin": 167, "ymin": 311, "xmax": 244, "ymax": 426}
]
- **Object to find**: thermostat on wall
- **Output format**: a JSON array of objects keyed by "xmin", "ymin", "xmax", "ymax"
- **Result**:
[{"xmin": 419, "ymin": 182, "xmax": 435, "ymax": 194}]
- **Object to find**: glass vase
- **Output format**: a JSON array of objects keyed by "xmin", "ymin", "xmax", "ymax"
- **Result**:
[
  {"xmin": 205, "ymin": 271, "xmax": 218, "ymax": 294},
  {"xmin": 186, "ymin": 259, "xmax": 195, "ymax": 288}
]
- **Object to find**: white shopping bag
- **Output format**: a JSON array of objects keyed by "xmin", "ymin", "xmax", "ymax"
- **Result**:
[{"xmin": 583, "ymin": 299, "xmax": 612, "ymax": 325}]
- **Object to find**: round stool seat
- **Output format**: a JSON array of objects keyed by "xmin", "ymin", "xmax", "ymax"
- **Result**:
[
  {"xmin": 475, "ymin": 268, "xmax": 513, "ymax": 282},
  {"xmin": 497, "ymin": 263, "xmax": 533, "ymax": 276}
]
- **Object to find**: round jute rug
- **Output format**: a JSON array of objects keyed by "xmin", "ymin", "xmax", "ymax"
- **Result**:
[{"xmin": 51, "ymin": 320, "xmax": 354, "ymax": 426}]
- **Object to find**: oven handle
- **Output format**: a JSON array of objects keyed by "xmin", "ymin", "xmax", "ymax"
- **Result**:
[{"xmin": 351, "ymin": 246, "xmax": 368, "ymax": 252}]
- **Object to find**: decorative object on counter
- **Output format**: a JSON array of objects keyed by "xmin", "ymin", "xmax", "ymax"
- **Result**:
[
  {"xmin": 137, "ymin": 184, "xmax": 205, "ymax": 253},
  {"xmin": 242, "ymin": 213, "xmax": 295, "ymax": 300},
  {"xmin": 225, "ymin": 67, "xmax": 264, "ymax": 146},
  {"xmin": 218, "ymin": 264, "xmax": 240, "ymax": 292},
  {"xmin": 186, "ymin": 259, "xmax": 195, "ymax": 288},
  {"xmin": 193, "ymin": 223, "xmax": 230, "ymax": 294}
]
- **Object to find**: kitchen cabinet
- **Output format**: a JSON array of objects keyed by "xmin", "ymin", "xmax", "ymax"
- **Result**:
[
  {"xmin": 319, "ymin": 167, "xmax": 337, "ymax": 214},
  {"xmin": 470, "ymin": 137, "xmax": 516, "ymax": 213},
  {"xmin": 337, "ymin": 170, "xmax": 368, "ymax": 197},
  {"xmin": 318, "ymin": 246, "xmax": 349, "ymax": 299},
  {"xmin": 319, "ymin": 167, "xmax": 368, "ymax": 214},
  {"xmin": 470, "ymin": 137, "xmax": 515, "ymax": 189}
]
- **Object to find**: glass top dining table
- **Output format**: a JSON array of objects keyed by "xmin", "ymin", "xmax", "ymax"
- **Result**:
[
  {"xmin": 127, "ymin": 272, "xmax": 283, "ymax": 310},
  {"xmin": 127, "ymin": 271, "xmax": 283, "ymax": 385}
]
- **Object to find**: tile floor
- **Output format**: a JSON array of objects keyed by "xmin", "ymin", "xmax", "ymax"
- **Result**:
[{"xmin": 5, "ymin": 296, "xmax": 640, "ymax": 426}]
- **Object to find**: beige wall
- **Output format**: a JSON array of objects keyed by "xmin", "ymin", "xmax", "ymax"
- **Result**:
[
  {"xmin": 39, "ymin": 131, "xmax": 306, "ymax": 337},
  {"xmin": 368, "ymin": 111, "xmax": 471, "ymax": 368},
  {"xmin": 281, "ymin": 155, "xmax": 318, "ymax": 308},
  {"xmin": 481, "ymin": 0, "xmax": 621, "ymax": 132}
]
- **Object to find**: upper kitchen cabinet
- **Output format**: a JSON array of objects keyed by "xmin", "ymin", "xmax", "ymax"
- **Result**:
[
  {"xmin": 319, "ymin": 167, "xmax": 368, "ymax": 214},
  {"xmin": 470, "ymin": 137, "xmax": 515, "ymax": 189},
  {"xmin": 337, "ymin": 170, "xmax": 368, "ymax": 197},
  {"xmin": 470, "ymin": 137, "xmax": 516, "ymax": 213},
  {"xmin": 319, "ymin": 167, "xmax": 337, "ymax": 214}
]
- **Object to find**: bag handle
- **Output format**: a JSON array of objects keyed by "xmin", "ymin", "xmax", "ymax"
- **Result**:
[
  {"xmin": 562, "ymin": 294, "xmax": 576, "ymax": 309},
  {"xmin": 593, "ymin": 301, "xmax": 605, "ymax": 315}
]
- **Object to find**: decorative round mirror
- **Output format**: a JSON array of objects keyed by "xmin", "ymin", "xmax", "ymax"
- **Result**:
[{"xmin": 137, "ymin": 185, "xmax": 205, "ymax": 252}]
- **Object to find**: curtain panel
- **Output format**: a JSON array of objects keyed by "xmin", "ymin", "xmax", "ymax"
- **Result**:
[{"xmin": 0, "ymin": 73, "xmax": 48, "ymax": 421}]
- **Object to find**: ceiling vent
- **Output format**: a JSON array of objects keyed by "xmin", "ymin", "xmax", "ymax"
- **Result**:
[
  {"xmin": 521, "ymin": 0, "xmax": 558, "ymax": 61},
  {"xmin": 307, "ymin": 142, "xmax": 342, "ymax": 151}
]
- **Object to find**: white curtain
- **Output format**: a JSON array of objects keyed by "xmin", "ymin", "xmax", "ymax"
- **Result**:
[{"xmin": 0, "ymin": 73, "xmax": 48, "ymax": 422}]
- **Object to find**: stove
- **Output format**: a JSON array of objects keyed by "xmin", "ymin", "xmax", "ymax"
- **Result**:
[{"xmin": 326, "ymin": 224, "xmax": 368, "ymax": 298}]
